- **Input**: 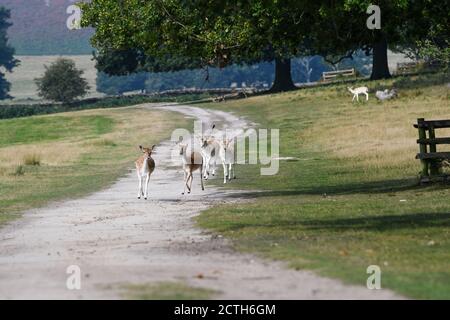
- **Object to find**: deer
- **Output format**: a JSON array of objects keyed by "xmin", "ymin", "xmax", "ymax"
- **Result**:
[
  {"xmin": 178, "ymin": 139, "xmax": 204, "ymax": 195},
  {"xmin": 218, "ymin": 136, "xmax": 236, "ymax": 184},
  {"xmin": 348, "ymin": 86, "xmax": 369, "ymax": 102},
  {"xmin": 135, "ymin": 145, "xmax": 155, "ymax": 200},
  {"xmin": 198, "ymin": 124, "xmax": 220, "ymax": 180}
]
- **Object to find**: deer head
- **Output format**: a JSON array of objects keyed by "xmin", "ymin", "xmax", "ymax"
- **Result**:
[{"xmin": 139, "ymin": 145, "xmax": 155, "ymax": 159}]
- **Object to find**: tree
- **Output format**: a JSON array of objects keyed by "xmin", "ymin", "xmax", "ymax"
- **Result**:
[
  {"xmin": 97, "ymin": 71, "xmax": 148, "ymax": 95},
  {"xmin": 0, "ymin": 7, "xmax": 19, "ymax": 100},
  {"xmin": 406, "ymin": 1, "xmax": 449, "ymax": 70},
  {"xmin": 80, "ymin": 1, "xmax": 316, "ymax": 92},
  {"xmin": 310, "ymin": 1, "xmax": 450, "ymax": 80},
  {"xmin": 35, "ymin": 58, "xmax": 90, "ymax": 103},
  {"xmin": 308, "ymin": 1, "xmax": 413, "ymax": 80}
]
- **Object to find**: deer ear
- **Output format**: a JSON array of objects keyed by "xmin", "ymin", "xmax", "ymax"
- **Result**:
[
  {"xmin": 151, "ymin": 145, "xmax": 156, "ymax": 150},
  {"xmin": 212, "ymin": 124, "xmax": 216, "ymax": 130},
  {"xmin": 139, "ymin": 145, "xmax": 143, "ymax": 150}
]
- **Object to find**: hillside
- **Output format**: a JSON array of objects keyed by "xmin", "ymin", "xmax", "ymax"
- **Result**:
[{"xmin": 2, "ymin": 0, "xmax": 93, "ymax": 55}]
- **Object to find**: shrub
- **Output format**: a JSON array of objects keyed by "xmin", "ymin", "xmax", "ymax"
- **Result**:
[
  {"xmin": 35, "ymin": 58, "xmax": 90, "ymax": 103},
  {"xmin": 23, "ymin": 154, "xmax": 41, "ymax": 166},
  {"xmin": 12, "ymin": 165, "xmax": 25, "ymax": 176}
]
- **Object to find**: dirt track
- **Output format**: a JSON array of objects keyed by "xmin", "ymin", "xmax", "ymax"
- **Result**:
[{"xmin": 0, "ymin": 104, "xmax": 403, "ymax": 299}]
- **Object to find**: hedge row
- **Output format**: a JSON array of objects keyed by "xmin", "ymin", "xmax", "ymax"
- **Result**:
[{"xmin": 0, "ymin": 93, "xmax": 212, "ymax": 120}]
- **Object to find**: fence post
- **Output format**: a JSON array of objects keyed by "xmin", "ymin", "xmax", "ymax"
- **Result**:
[
  {"xmin": 428, "ymin": 125, "xmax": 441, "ymax": 175},
  {"xmin": 417, "ymin": 118, "xmax": 429, "ymax": 177}
]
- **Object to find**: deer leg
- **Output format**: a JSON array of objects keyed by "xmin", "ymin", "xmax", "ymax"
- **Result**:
[
  {"xmin": 200, "ymin": 164, "xmax": 204, "ymax": 191},
  {"xmin": 187, "ymin": 172, "xmax": 193, "ymax": 193},
  {"xmin": 365, "ymin": 92, "xmax": 369, "ymax": 101},
  {"xmin": 203, "ymin": 156, "xmax": 210, "ymax": 180},
  {"xmin": 223, "ymin": 162, "xmax": 228, "ymax": 184},
  {"xmin": 211, "ymin": 156, "xmax": 216, "ymax": 176},
  {"xmin": 137, "ymin": 172, "xmax": 142, "ymax": 199},
  {"xmin": 144, "ymin": 173, "xmax": 150, "ymax": 200},
  {"xmin": 182, "ymin": 171, "xmax": 187, "ymax": 195}
]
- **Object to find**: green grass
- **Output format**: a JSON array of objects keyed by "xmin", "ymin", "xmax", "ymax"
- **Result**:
[
  {"xmin": 0, "ymin": 115, "xmax": 113, "ymax": 146},
  {"xmin": 197, "ymin": 73, "xmax": 450, "ymax": 299},
  {"xmin": 120, "ymin": 282, "xmax": 216, "ymax": 300},
  {"xmin": 0, "ymin": 106, "xmax": 189, "ymax": 226}
]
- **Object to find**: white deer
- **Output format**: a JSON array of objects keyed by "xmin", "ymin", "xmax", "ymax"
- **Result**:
[
  {"xmin": 178, "ymin": 140, "xmax": 204, "ymax": 195},
  {"xmin": 199, "ymin": 124, "xmax": 220, "ymax": 180},
  {"xmin": 135, "ymin": 145, "xmax": 155, "ymax": 200},
  {"xmin": 218, "ymin": 137, "xmax": 236, "ymax": 184},
  {"xmin": 348, "ymin": 86, "xmax": 369, "ymax": 102}
]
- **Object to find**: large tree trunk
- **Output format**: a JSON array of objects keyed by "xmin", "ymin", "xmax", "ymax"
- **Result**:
[
  {"xmin": 370, "ymin": 35, "xmax": 391, "ymax": 80},
  {"xmin": 270, "ymin": 57, "xmax": 297, "ymax": 92}
]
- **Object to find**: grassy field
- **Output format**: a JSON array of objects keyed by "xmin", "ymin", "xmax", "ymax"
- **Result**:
[
  {"xmin": 120, "ymin": 282, "xmax": 216, "ymax": 300},
  {"xmin": 0, "ymin": 105, "xmax": 188, "ymax": 226},
  {"xmin": 197, "ymin": 73, "xmax": 450, "ymax": 299},
  {"xmin": 4, "ymin": 55, "xmax": 99, "ymax": 103}
]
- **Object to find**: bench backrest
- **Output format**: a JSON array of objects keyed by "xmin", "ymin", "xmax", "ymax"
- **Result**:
[
  {"xmin": 322, "ymin": 68, "xmax": 355, "ymax": 81},
  {"xmin": 415, "ymin": 118, "xmax": 450, "ymax": 160}
]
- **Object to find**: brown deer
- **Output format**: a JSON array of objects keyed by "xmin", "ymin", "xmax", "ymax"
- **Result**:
[{"xmin": 135, "ymin": 145, "xmax": 155, "ymax": 200}]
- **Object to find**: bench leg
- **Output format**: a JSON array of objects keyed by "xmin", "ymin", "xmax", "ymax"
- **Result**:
[
  {"xmin": 421, "ymin": 160, "xmax": 429, "ymax": 177},
  {"xmin": 430, "ymin": 159, "xmax": 441, "ymax": 176}
]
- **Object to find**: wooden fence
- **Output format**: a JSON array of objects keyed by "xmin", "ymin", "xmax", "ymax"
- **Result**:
[{"xmin": 415, "ymin": 118, "xmax": 450, "ymax": 182}]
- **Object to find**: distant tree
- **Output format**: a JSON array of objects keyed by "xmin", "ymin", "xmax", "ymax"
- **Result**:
[
  {"xmin": 0, "ymin": 7, "xmax": 19, "ymax": 100},
  {"xmin": 97, "ymin": 71, "xmax": 148, "ymax": 95},
  {"xmin": 416, "ymin": 36, "xmax": 450, "ymax": 70},
  {"xmin": 35, "ymin": 58, "xmax": 90, "ymax": 103}
]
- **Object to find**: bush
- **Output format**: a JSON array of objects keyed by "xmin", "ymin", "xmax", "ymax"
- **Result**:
[
  {"xmin": 35, "ymin": 58, "xmax": 90, "ymax": 103},
  {"xmin": 393, "ymin": 72, "xmax": 450, "ymax": 89},
  {"xmin": 12, "ymin": 165, "xmax": 25, "ymax": 176},
  {"xmin": 23, "ymin": 154, "xmax": 41, "ymax": 166}
]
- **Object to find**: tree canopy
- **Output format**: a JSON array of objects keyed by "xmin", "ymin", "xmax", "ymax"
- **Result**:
[
  {"xmin": 80, "ymin": 1, "xmax": 317, "ymax": 91},
  {"xmin": 80, "ymin": 0, "xmax": 449, "ymax": 89}
]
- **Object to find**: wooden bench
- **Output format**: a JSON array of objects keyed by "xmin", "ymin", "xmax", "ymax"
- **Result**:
[
  {"xmin": 322, "ymin": 68, "xmax": 355, "ymax": 82},
  {"xmin": 414, "ymin": 118, "xmax": 450, "ymax": 182}
]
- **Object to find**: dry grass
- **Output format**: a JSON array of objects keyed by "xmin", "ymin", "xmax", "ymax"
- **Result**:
[
  {"xmin": 0, "ymin": 104, "xmax": 188, "ymax": 223},
  {"xmin": 23, "ymin": 153, "xmax": 41, "ymax": 166},
  {"xmin": 301, "ymin": 84, "xmax": 450, "ymax": 177},
  {"xmin": 197, "ymin": 74, "xmax": 450, "ymax": 299}
]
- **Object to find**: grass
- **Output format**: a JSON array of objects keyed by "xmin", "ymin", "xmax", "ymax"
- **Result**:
[
  {"xmin": 196, "ymin": 72, "xmax": 450, "ymax": 299},
  {"xmin": 120, "ymin": 282, "xmax": 216, "ymax": 300},
  {"xmin": 0, "ymin": 104, "xmax": 189, "ymax": 226},
  {"xmin": 0, "ymin": 115, "xmax": 114, "ymax": 146}
]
